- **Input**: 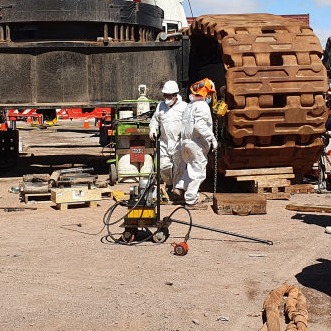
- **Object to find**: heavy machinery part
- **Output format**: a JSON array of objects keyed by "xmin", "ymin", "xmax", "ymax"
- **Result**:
[
  {"xmin": 0, "ymin": 0, "xmax": 189, "ymax": 108},
  {"xmin": 184, "ymin": 14, "xmax": 328, "ymax": 174},
  {"xmin": 171, "ymin": 241, "xmax": 189, "ymax": 256},
  {"xmin": 323, "ymin": 36, "xmax": 331, "ymax": 78},
  {"xmin": 120, "ymin": 228, "xmax": 138, "ymax": 243},
  {"xmin": 140, "ymin": 0, "xmax": 188, "ymax": 32},
  {"xmin": 152, "ymin": 227, "xmax": 169, "ymax": 243},
  {"xmin": 109, "ymin": 163, "xmax": 117, "ymax": 186}
]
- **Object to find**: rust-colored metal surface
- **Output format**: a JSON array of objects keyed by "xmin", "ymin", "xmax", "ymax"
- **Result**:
[{"xmin": 185, "ymin": 14, "xmax": 328, "ymax": 173}]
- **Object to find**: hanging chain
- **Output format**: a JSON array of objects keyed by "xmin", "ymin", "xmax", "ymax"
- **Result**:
[{"xmin": 213, "ymin": 116, "xmax": 219, "ymax": 194}]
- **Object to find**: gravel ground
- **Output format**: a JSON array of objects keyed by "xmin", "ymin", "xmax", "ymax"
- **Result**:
[{"xmin": 0, "ymin": 121, "xmax": 330, "ymax": 331}]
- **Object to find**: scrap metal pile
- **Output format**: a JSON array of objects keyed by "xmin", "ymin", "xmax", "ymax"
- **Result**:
[{"xmin": 19, "ymin": 166, "xmax": 108, "ymax": 202}]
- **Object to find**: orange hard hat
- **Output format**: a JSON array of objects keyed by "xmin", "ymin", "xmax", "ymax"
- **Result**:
[{"xmin": 190, "ymin": 78, "xmax": 216, "ymax": 97}]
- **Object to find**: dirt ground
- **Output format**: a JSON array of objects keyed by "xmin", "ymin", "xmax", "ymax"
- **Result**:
[{"xmin": 0, "ymin": 120, "xmax": 330, "ymax": 331}]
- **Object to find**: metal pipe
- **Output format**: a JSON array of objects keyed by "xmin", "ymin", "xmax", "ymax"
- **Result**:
[
  {"xmin": 157, "ymin": 32, "xmax": 183, "ymax": 42},
  {"xmin": 166, "ymin": 218, "xmax": 274, "ymax": 245}
]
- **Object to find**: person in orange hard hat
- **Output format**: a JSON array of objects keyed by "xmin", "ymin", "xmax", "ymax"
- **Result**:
[{"xmin": 173, "ymin": 78, "xmax": 218, "ymax": 209}]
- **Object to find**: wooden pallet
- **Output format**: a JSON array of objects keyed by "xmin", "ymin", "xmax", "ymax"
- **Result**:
[
  {"xmin": 51, "ymin": 187, "xmax": 101, "ymax": 210},
  {"xmin": 285, "ymin": 184, "xmax": 315, "ymax": 194},
  {"xmin": 253, "ymin": 178, "xmax": 291, "ymax": 200},
  {"xmin": 225, "ymin": 167, "xmax": 294, "ymax": 200},
  {"xmin": 23, "ymin": 192, "xmax": 51, "ymax": 204},
  {"xmin": 54, "ymin": 200, "xmax": 98, "ymax": 210}
]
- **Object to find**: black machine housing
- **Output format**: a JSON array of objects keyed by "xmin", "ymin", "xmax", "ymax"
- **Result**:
[{"xmin": 0, "ymin": 0, "xmax": 190, "ymax": 109}]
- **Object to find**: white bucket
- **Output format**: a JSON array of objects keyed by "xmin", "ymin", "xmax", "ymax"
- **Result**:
[
  {"xmin": 117, "ymin": 154, "xmax": 139, "ymax": 183},
  {"xmin": 119, "ymin": 110, "xmax": 134, "ymax": 119},
  {"xmin": 117, "ymin": 153, "xmax": 154, "ymax": 183}
]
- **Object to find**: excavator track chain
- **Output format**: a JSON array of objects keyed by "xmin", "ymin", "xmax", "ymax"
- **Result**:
[{"xmin": 185, "ymin": 14, "xmax": 328, "ymax": 173}]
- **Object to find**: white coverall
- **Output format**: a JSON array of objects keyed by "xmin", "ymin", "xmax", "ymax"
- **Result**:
[
  {"xmin": 176, "ymin": 97, "xmax": 217, "ymax": 205},
  {"xmin": 149, "ymin": 95, "xmax": 187, "ymax": 187}
]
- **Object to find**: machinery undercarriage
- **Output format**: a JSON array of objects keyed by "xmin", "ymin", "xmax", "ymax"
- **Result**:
[{"xmin": 184, "ymin": 14, "xmax": 328, "ymax": 174}]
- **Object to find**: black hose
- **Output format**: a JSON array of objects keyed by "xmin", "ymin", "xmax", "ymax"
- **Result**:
[{"xmin": 163, "ymin": 206, "xmax": 193, "ymax": 243}]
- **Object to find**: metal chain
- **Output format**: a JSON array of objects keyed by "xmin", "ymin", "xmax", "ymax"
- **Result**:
[
  {"xmin": 213, "ymin": 116, "xmax": 219, "ymax": 194},
  {"xmin": 318, "ymin": 134, "xmax": 331, "ymax": 191}
]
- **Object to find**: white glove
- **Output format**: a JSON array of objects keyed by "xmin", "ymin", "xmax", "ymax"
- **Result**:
[
  {"xmin": 149, "ymin": 128, "xmax": 157, "ymax": 141},
  {"xmin": 211, "ymin": 139, "xmax": 218, "ymax": 152}
]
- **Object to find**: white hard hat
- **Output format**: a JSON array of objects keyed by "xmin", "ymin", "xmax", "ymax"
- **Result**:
[{"xmin": 162, "ymin": 80, "xmax": 179, "ymax": 94}]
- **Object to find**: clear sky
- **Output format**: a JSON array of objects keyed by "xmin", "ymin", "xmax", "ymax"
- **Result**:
[{"xmin": 182, "ymin": 0, "xmax": 331, "ymax": 49}]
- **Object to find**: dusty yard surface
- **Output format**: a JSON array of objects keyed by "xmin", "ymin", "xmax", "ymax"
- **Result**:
[{"xmin": 0, "ymin": 121, "xmax": 330, "ymax": 331}]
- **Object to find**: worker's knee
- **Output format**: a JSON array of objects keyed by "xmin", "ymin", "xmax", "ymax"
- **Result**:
[{"xmin": 160, "ymin": 157, "xmax": 173, "ymax": 171}]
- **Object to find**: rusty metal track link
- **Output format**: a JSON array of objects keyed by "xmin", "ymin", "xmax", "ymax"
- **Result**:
[{"xmin": 186, "ymin": 14, "xmax": 328, "ymax": 172}]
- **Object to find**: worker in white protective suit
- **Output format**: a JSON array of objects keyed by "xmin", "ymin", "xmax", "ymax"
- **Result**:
[
  {"xmin": 149, "ymin": 80, "xmax": 187, "ymax": 199},
  {"xmin": 174, "ymin": 78, "xmax": 218, "ymax": 209}
]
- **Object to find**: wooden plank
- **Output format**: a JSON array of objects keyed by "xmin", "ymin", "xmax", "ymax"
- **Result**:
[
  {"xmin": 56, "ymin": 203, "xmax": 67, "ymax": 211},
  {"xmin": 236, "ymin": 174, "xmax": 295, "ymax": 181},
  {"xmin": 225, "ymin": 167, "xmax": 293, "ymax": 177},
  {"xmin": 256, "ymin": 179, "xmax": 291, "ymax": 187},
  {"xmin": 88, "ymin": 201, "xmax": 98, "ymax": 208},
  {"xmin": 286, "ymin": 203, "xmax": 331, "ymax": 213},
  {"xmin": 264, "ymin": 192, "xmax": 291, "ymax": 200},
  {"xmin": 160, "ymin": 186, "xmax": 170, "ymax": 203}
]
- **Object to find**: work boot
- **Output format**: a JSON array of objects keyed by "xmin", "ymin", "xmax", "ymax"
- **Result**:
[
  {"xmin": 185, "ymin": 201, "xmax": 208, "ymax": 210},
  {"xmin": 171, "ymin": 188, "xmax": 185, "ymax": 202},
  {"xmin": 165, "ymin": 184, "xmax": 173, "ymax": 194}
]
